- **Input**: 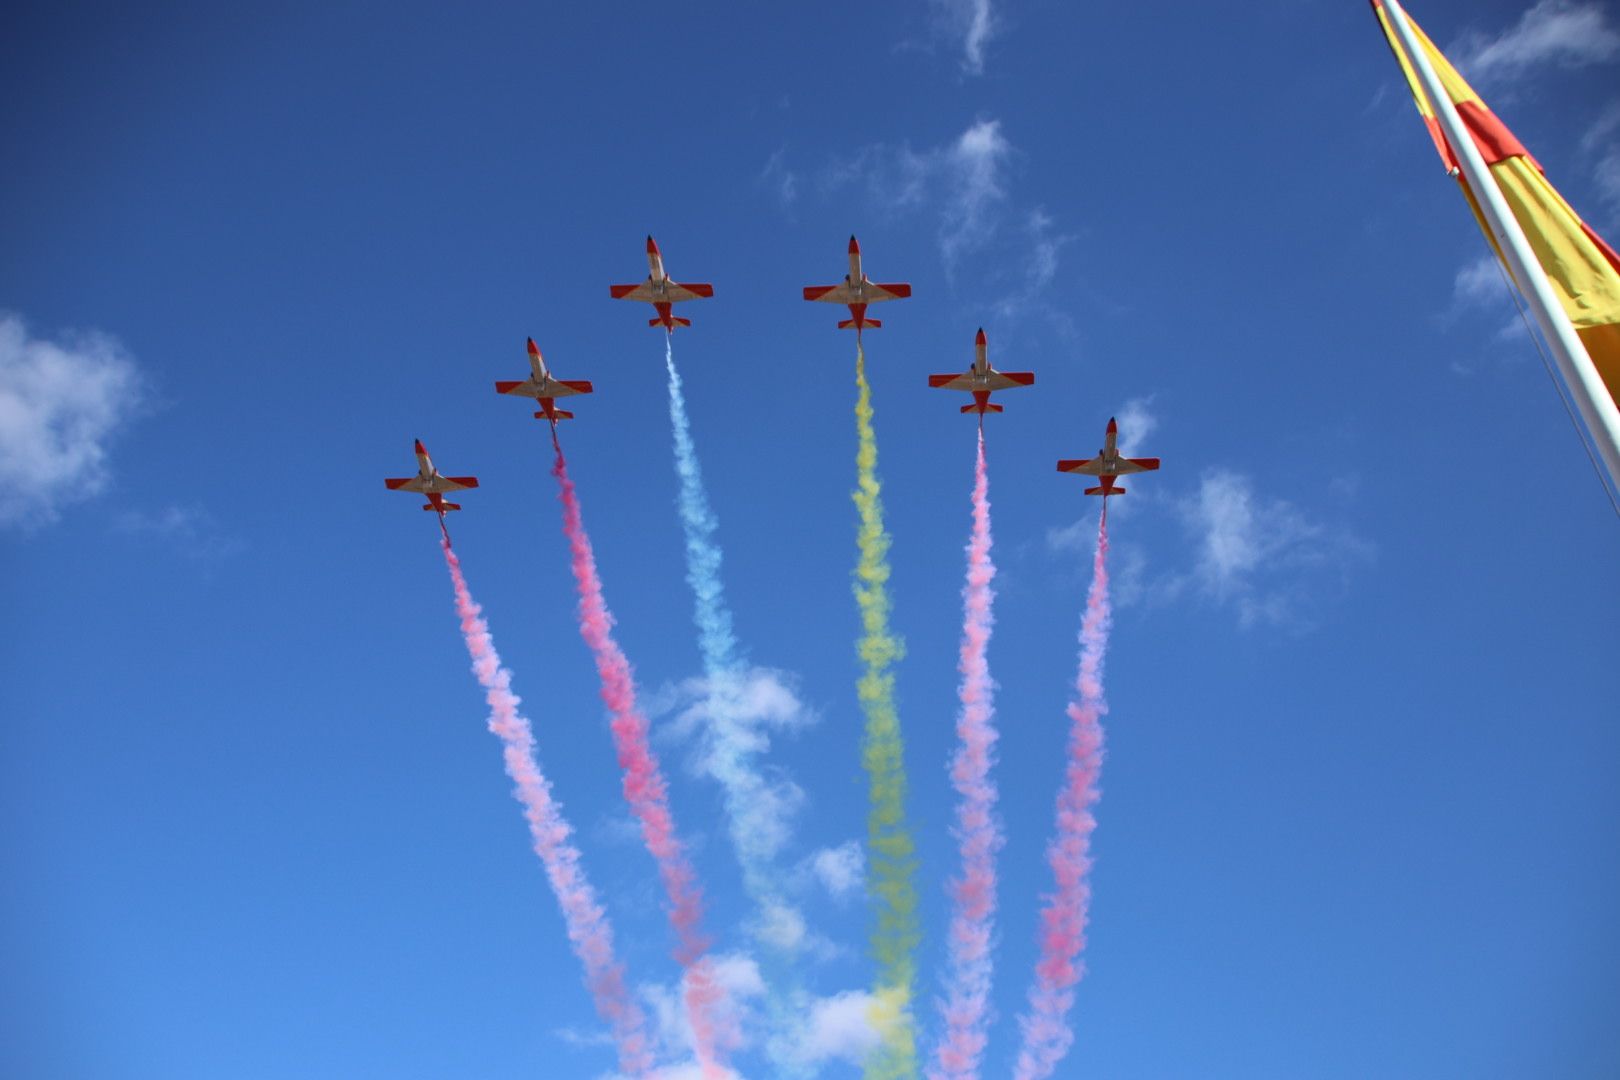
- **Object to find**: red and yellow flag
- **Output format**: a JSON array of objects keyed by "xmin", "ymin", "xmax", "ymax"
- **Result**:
[{"xmin": 1372, "ymin": 0, "xmax": 1620, "ymax": 406}]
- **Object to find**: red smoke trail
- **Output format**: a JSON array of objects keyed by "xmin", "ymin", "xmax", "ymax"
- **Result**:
[
  {"xmin": 930, "ymin": 429, "xmax": 1004, "ymax": 1080},
  {"xmin": 550, "ymin": 443, "xmax": 727, "ymax": 1079},
  {"xmin": 1013, "ymin": 505, "xmax": 1111, "ymax": 1080},
  {"xmin": 440, "ymin": 538, "xmax": 654, "ymax": 1077}
]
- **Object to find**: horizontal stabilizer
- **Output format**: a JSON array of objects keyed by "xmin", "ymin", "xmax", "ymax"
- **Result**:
[
  {"xmin": 838, "ymin": 317, "xmax": 881, "ymax": 329},
  {"xmin": 537, "ymin": 409, "xmax": 574, "ymax": 420},
  {"xmin": 425, "ymin": 502, "xmax": 462, "ymax": 512},
  {"xmin": 962, "ymin": 402, "xmax": 1004, "ymax": 414},
  {"xmin": 1084, "ymin": 486, "xmax": 1120, "ymax": 497}
]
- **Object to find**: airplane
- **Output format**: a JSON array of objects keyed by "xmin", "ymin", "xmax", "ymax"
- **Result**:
[
  {"xmin": 609, "ymin": 235, "xmax": 714, "ymax": 331},
  {"xmin": 384, "ymin": 440, "xmax": 480, "ymax": 515},
  {"xmin": 802, "ymin": 235, "xmax": 911, "ymax": 332},
  {"xmin": 495, "ymin": 338, "xmax": 594, "ymax": 424},
  {"xmin": 1056, "ymin": 418, "xmax": 1160, "ymax": 497},
  {"xmin": 927, "ymin": 328, "xmax": 1035, "ymax": 415}
]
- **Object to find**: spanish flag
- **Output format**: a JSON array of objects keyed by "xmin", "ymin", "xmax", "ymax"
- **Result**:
[{"xmin": 1372, "ymin": 0, "xmax": 1620, "ymax": 410}]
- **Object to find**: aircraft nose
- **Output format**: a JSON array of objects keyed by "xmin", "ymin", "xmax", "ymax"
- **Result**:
[
  {"xmin": 975, "ymin": 327, "xmax": 987, "ymax": 345},
  {"xmin": 646, "ymin": 235, "xmax": 659, "ymax": 254},
  {"xmin": 414, "ymin": 438, "xmax": 426, "ymax": 454},
  {"xmin": 848, "ymin": 234, "xmax": 860, "ymax": 254},
  {"xmin": 527, "ymin": 337, "xmax": 539, "ymax": 355},
  {"xmin": 1107, "ymin": 418, "xmax": 1118, "ymax": 433}
]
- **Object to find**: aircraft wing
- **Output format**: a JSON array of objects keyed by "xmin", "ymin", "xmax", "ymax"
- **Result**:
[
  {"xmin": 611, "ymin": 282, "xmax": 658, "ymax": 301},
  {"xmin": 667, "ymin": 281, "xmax": 713, "ymax": 301},
  {"xmin": 928, "ymin": 371, "xmax": 1035, "ymax": 392},
  {"xmin": 385, "ymin": 476, "xmax": 429, "ymax": 492},
  {"xmin": 495, "ymin": 379, "xmax": 594, "ymax": 399},
  {"xmin": 803, "ymin": 283, "xmax": 853, "ymax": 303},
  {"xmin": 1056, "ymin": 459, "xmax": 1105, "ymax": 476},
  {"xmin": 1112, "ymin": 457, "xmax": 1160, "ymax": 475},
  {"xmin": 435, "ymin": 476, "xmax": 480, "ymax": 492},
  {"xmin": 864, "ymin": 282, "xmax": 912, "ymax": 301}
]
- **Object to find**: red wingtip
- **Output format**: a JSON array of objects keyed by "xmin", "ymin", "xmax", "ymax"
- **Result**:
[
  {"xmin": 414, "ymin": 438, "xmax": 426, "ymax": 454},
  {"xmin": 975, "ymin": 327, "xmax": 987, "ymax": 345},
  {"xmin": 646, "ymin": 235, "xmax": 659, "ymax": 254},
  {"xmin": 848, "ymin": 235, "xmax": 860, "ymax": 254},
  {"xmin": 526, "ymin": 337, "xmax": 539, "ymax": 356},
  {"xmin": 1107, "ymin": 417, "xmax": 1118, "ymax": 433}
]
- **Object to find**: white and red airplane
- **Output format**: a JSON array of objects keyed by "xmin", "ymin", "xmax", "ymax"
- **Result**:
[
  {"xmin": 610, "ymin": 235, "xmax": 714, "ymax": 331},
  {"xmin": 495, "ymin": 338, "xmax": 594, "ymax": 424},
  {"xmin": 384, "ymin": 440, "xmax": 480, "ymax": 514},
  {"xmin": 802, "ymin": 235, "xmax": 911, "ymax": 332},
  {"xmin": 927, "ymin": 328, "xmax": 1035, "ymax": 416},
  {"xmin": 1057, "ymin": 418, "xmax": 1160, "ymax": 497}
]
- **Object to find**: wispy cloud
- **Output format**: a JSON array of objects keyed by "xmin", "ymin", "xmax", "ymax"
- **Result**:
[
  {"xmin": 1581, "ymin": 100, "xmax": 1620, "ymax": 223},
  {"xmin": 656, "ymin": 667, "xmax": 815, "ymax": 864},
  {"xmin": 0, "ymin": 313, "xmax": 144, "ymax": 529},
  {"xmin": 1454, "ymin": 0, "xmax": 1620, "ymax": 83},
  {"xmin": 116, "ymin": 504, "xmax": 243, "ymax": 562},
  {"xmin": 806, "ymin": 841, "xmax": 865, "ymax": 902},
  {"xmin": 760, "ymin": 148, "xmax": 799, "ymax": 210},
  {"xmin": 1177, "ymin": 469, "xmax": 1372, "ymax": 630},
  {"xmin": 929, "ymin": 0, "xmax": 998, "ymax": 75}
]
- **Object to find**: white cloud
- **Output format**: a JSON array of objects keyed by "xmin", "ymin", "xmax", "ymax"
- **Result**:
[
  {"xmin": 117, "ymin": 504, "xmax": 242, "ymax": 562},
  {"xmin": 1180, "ymin": 469, "xmax": 1371, "ymax": 629},
  {"xmin": 940, "ymin": 119, "xmax": 1012, "ymax": 268},
  {"xmin": 789, "ymin": 991, "xmax": 884, "ymax": 1067},
  {"xmin": 1453, "ymin": 254, "xmax": 1508, "ymax": 307},
  {"xmin": 807, "ymin": 841, "xmax": 864, "ymax": 902},
  {"xmin": 760, "ymin": 148, "xmax": 798, "ymax": 209},
  {"xmin": 0, "ymin": 313, "xmax": 143, "ymax": 528},
  {"xmin": 656, "ymin": 667, "xmax": 815, "ymax": 865},
  {"xmin": 821, "ymin": 118, "xmax": 1013, "ymax": 272},
  {"xmin": 1455, "ymin": 1, "xmax": 1620, "ymax": 82},
  {"xmin": 1582, "ymin": 101, "xmax": 1620, "ymax": 222},
  {"xmin": 930, "ymin": 0, "xmax": 998, "ymax": 75},
  {"xmin": 1113, "ymin": 397, "xmax": 1159, "ymax": 455}
]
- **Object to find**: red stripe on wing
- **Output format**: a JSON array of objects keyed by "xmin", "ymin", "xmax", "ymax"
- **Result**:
[
  {"xmin": 609, "ymin": 284, "xmax": 640, "ymax": 298},
  {"xmin": 678, "ymin": 282, "xmax": 714, "ymax": 297},
  {"xmin": 803, "ymin": 285, "xmax": 837, "ymax": 300},
  {"xmin": 560, "ymin": 380, "xmax": 594, "ymax": 393}
]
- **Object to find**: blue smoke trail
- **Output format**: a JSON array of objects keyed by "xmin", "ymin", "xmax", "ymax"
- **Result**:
[{"xmin": 664, "ymin": 337, "xmax": 812, "ymax": 1075}]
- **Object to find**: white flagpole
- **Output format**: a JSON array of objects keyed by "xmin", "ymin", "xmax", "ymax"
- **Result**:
[{"xmin": 1383, "ymin": 0, "xmax": 1620, "ymax": 493}]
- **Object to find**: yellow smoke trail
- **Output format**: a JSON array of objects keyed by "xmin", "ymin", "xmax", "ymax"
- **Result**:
[{"xmin": 853, "ymin": 339, "xmax": 920, "ymax": 1080}]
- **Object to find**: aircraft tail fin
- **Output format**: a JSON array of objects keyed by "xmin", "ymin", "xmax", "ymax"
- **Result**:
[
  {"xmin": 1083, "ymin": 486, "xmax": 1120, "ymax": 497},
  {"xmin": 962, "ymin": 402, "xmax": 1004, "ymax": 414},
  {"xmin": 424, "ymin": 502, "xmax": 463, "ymax": 512},
  {"xmin": 839, "ymin": 317, "xmax": 881, "ymax": 329},
  {"xmin": 537, "ymin": 409, "xmax": 574, "ymax": 421}
]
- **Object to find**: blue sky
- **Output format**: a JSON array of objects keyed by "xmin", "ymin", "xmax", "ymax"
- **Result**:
[{"xmin": 4, "ymin": 1, "xmax": 1620, "ymax": 1077}]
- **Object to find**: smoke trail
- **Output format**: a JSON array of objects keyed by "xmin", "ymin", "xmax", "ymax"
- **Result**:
[
  {"xmin": 550, "ymin": 444, "xmax": 727, "ymax": 1079},
  {"xmin": 853, "ymin": 339, "xmax": 920, "ymax": 1080},
  {"xmin": 1013, "ymin": 506, "xmax": 1111, "ymax": 1080},
  {"xmin": 439, "ymin": 539, "xmax": 654, "ymax": 1077},
  {"xmin": 663, "ymin": 339, "xmax": 813, "ymax": 1075},
  {"xmin": 929, "ymin": 429, "xmax": 1003, "ymax": 1080}
]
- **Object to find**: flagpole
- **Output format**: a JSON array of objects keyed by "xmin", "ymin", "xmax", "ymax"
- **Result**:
[{"xmin": 1383, "ymin": 0, "xmax": 1620, "ymax": 493}]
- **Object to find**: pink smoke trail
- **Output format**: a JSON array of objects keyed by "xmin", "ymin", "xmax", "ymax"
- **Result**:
[
  {"xmin": 1013, "ymin": 504, "xmax": 1111, "ymax": 1080},
  {"xmin": 550, "ymin": 443, "xmax": 727, "ymax": 1079},
  {"xmin": 440, "ymin": 538, "xmax": 654, "ymax": 1077},
  {"xmin": 930, "ymin": 429, "xmax": 1004, "ymax": 1080}
]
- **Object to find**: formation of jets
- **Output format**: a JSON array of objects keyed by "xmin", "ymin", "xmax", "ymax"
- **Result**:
[{"xmin": 388, "ymin": 235, "xmax": 1160, "ymax": 528}]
